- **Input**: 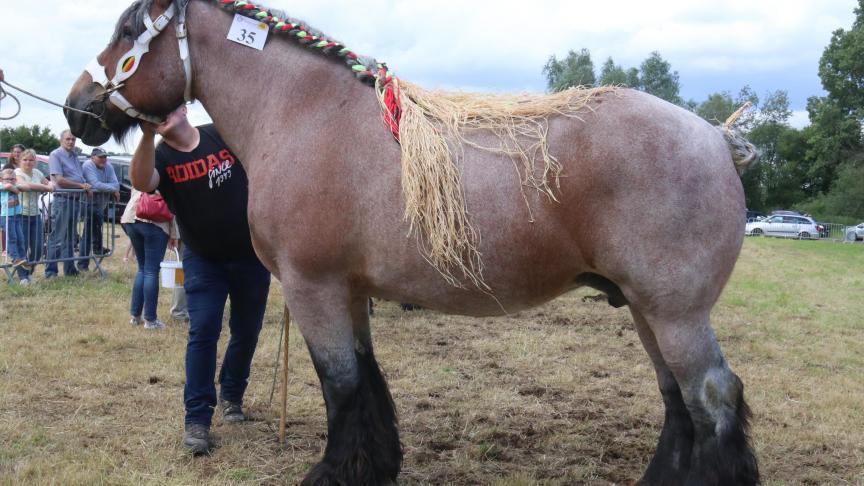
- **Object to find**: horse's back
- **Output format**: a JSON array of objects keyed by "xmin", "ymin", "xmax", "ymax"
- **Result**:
[{"xmin": 440, "ymin": 89, "xmax": 745, "ymax": 312}]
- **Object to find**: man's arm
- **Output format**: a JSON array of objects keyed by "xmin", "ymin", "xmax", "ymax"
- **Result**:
[
  {"xmin": 53, "ymin": 174, "xmax": 92, "ymax": 192},
  {"xmin": 48, "ymin": 151, "xmax": 91, "ymax": 191},
  {"xmin": 130, "ymin": 125, "xmax": 161, "ymax": 192},
  {"xmin": 83, "ymin": 163, "xmax": 119, "ymax": 192}
]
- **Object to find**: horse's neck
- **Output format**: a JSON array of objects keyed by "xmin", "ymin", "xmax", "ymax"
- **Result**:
[{"xmin": 186, "ymin": 1, "xmax": 368, "ymax": 166}]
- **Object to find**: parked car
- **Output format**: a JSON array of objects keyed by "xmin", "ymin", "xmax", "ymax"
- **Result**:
[
  {"xmin": 745, "ymin": 214, "xmax": 823, "ymax": 239},
  {"xmin": 846, "ymin": 222, "xmax": 864, "ymax": 242},
  {"xmin": 745, "ymin": 209, "xmax": 766, "ymax": 222}
]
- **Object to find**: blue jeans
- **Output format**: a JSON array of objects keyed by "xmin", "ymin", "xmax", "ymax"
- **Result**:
[
  {"xmin": 124, "ymin": 222, "xmax": 169, "ymax": 321},
  {"xmin": 16, "ymin": 215, "xmax": 43, "ymax": 279},
  {"xmin": 1, "ymin": 214, "xmax": 25, "ymax": 260},
  {"xmin": 46, "ymin": 196, "xmax": 80, "ymax": 277},
  {"xmin": 78, "ymin": 201, "xmax": 95, "ymax": 270},
  {"xmin": 183, "ymin": 245, "xmax": 271, "ymax": 426}
]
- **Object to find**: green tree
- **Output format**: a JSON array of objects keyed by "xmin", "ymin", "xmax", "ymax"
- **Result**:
[
  {"xmin": 0, "ymin": 124, "xmax": 59, "ymax": 154},
  {"xmin": 696, "ymin": 92, "xmax": 736, "ymax": 124},
  {"xmin": 543, "ymin": 48, "xmax": 596, "ymax": 92},
  {"xmin": 818, "ymin": 0, "xmax": 864, "ymax": 118},
  {"xmin": 803, "ymin": 96, "xmax": 863, "ymax": 194},
  {"xmin": 598, "ymin": 58, "xmax": 632, "ymax": 86},
  {"xmin": 638, "ymin": 51, "xmax": 681, "ymax": 105},
  {"xmin": 798, "ymin": 0, "xmax": 864, "ymax": 219}
]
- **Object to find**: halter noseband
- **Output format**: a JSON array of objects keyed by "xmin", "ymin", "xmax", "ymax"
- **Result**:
[{"xmin": 86, "ymin": 1, "xmax": 192, "ymax": 124}]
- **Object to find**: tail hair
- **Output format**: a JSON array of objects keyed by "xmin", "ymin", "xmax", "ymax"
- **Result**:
[{"xmin": 719, "ymin": 102, "xmax": 758, "ymax": 175}]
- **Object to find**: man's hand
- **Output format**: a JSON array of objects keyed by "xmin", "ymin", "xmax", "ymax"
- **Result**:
[
  {"xmin": 0, "ymin": 68, "xmax": 4, "ymax": 82},
  {"xmin": 82, "ymin": 182, "xmax": 93, "ymax": 196},
  {"xmin": 140, "ymin": 121, "xmax": 158, "ymax": 138},
  {"xmin": 168, "ymin": 239, "xmax": 178, "ymax": 250},
  {"xmin": 114, "ymin": 191, "xmax": 121, "ymax": 201}
]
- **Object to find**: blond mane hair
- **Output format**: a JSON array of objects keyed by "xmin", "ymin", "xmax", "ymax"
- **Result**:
[{"xmin": 387, "ymin": 82, "xmax": 616, "ymax": 289}]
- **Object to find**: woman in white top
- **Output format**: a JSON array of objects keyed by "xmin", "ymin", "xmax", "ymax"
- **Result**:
[{"xmin": 14, "ymin": 149, "xmax": 54, "ymax": 282}]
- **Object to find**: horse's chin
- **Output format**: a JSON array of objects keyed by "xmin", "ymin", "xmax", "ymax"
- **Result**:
[
  {"xmin": 66, "ymin": 107, "xmax": 137, "ymax": 146},
  {"xmin": 74, "ymin": 122, "xmax": 113, "ymax": 146}
]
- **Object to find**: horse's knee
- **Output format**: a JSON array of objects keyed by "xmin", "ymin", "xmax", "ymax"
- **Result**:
[{"xmin": 686, "ymin": 367, "xmax": 759, "ymax": 486}]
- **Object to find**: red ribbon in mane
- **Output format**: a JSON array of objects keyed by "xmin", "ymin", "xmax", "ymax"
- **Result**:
[{"xmin": 377, "ymin": 68, "xmax": 402, "ymax": 143}]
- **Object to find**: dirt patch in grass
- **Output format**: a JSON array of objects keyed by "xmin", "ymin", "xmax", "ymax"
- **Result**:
[{"xmin": 1, "ymin": 238, "xmax": 863, "ymax": 484}]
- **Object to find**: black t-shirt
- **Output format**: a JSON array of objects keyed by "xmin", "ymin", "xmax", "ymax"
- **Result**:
[{"xmin": 155, "ymin": 124, "xmax": 256, "ymax": 260}]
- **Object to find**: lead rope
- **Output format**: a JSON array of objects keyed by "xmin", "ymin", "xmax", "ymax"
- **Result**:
[{"xmin": 0, "ymin": 79, "xmax": 103, "ymax": 120}]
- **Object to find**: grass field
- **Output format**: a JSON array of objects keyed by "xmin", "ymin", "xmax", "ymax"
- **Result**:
[{"xmin": 1, "ymin": 238, "xmax": 863, "ymax": 484}]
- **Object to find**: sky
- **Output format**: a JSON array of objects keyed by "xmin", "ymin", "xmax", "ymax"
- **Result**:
[{"xmin": 0, "ymin": 0, "xmax": 858, "ymax": 154}]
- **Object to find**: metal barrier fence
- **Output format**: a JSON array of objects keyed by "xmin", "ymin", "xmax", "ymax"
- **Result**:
[{"xmin": 1, "ymin": 188, "xmax": 118, "ymax": 283}]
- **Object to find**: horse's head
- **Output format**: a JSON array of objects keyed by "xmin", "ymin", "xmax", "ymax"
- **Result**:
[{"xmin": 65, "ymin": 0, "xmax": 192, "ymax": 145}]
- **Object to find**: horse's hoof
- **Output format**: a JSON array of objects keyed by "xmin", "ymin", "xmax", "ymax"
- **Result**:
[{"xmin": 301, "ymin": 462, "xmax": 347, "ymax": 486}]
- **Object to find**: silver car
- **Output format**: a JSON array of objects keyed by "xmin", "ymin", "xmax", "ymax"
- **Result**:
[
  {"xmin": 846, "ymin": 222, "xmax": 864, "ymax": 242},
  {"xmin": 745, "ymin": 214, "xmax": 822, "ymax": 239}
]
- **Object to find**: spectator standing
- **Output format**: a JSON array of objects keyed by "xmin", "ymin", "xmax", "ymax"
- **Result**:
[
  {"xmin": 1, "ymin": 144, "xmax": 24, "ymax": 254},
  {"xmin": 130, "ymin": 105, "xmax": 270, "ymax": 454},
  {"xmin": 2, "ymin": 144, "xmax": 25, "ymax": 170},
  {"xmin": 14, "ymin": 149, "xmax": 55, "ymax": 282},
  {"xmin": 121, "ymin": 188, "xmax": 178, "ymax": 330},
  {"xmin": 1, "ymin": 168, "xmax": 27, "ymax": 271},
  {"xmin": 45, "ymin": 130, "xmax": 91, "ymax": 278},
  {"xmin": 82, "ymin": 147, "xmax": 120, "ymax": 259}
]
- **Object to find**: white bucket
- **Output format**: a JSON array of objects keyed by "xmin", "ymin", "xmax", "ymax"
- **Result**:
[{"xmin": 160, "ymin": 249, "xmax": 184, "ymax": 289}]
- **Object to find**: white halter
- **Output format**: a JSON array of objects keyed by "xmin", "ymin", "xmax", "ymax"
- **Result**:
[{"xmin": 85, "ymin": 1, "xmax": 192, "ymax": 124}]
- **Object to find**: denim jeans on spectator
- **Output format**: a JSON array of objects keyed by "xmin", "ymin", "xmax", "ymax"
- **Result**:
[
  {"xmin": 124, "ymin": 222, "xmax": 169, "ymax": 321},
  {"xmin": 16, "ymin": 215, "xmax": 43, "ymax": 279},
  {"xmin": 45, "ymin": 196, "xmax": 80, "ymax": 277},
  {"xmin": 77, "ymin": 201, "xmax": 95, "ymax": 271},
  {"xmin": 1, "ymin": 215, "xmax": 26, "ymax": 260},
  {"xmin": 183, "ymin": 245, "xmax": 271, "ymax": 426}
]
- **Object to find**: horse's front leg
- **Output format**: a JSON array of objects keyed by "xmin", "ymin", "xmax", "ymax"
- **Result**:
[{"xmin": 285, "ymin": 280, "xmax": 402, "ymax": 485}]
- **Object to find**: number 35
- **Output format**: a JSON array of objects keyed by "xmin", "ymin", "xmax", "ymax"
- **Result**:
[{"xmin": 236, "ymin": 29, "xmax": 256, "ymax": 45}]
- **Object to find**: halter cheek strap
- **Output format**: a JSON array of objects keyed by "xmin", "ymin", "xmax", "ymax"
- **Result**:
[{"xmin": 85, "ymin": 1, "xmax": 193, "ymax": 124}]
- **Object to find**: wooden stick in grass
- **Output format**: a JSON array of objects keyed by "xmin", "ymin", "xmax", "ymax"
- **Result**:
[{"xmin": 279, "ymin": 306, "xmax": 290, "ymax": 443}]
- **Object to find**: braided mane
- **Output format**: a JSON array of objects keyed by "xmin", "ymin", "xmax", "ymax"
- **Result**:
[{"xmin": 212, "ymin": 0, "xmax": 385, "ymax": 84}]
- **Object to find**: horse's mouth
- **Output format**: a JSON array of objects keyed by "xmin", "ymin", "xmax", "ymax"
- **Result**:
[
  {"xmin": 65, "ymin": 95, "xmax": 137, "ymax": 146},
  {"xmin": 66, "ymin": 108, "xmax": 111, "ymax": 146}
]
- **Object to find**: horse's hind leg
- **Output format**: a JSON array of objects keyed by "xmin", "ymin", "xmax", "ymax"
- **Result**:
[
  {"xmin": 285, "ymin": 281, "xmax": 402, "ymax": 485},
  {"xmin": 635, "ymin": 308, "xmax": 759, "ymax": 486},
  {"xmin": 630, "ymin": 309, "xmax": 694, "ymax": 485}
]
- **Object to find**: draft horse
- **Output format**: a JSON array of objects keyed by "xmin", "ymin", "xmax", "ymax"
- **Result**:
[{"xmin": 65, "ymin": 0, "xmax": 760, "ymax": 484}]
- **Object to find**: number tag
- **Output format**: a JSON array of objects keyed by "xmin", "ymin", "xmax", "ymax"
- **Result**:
[{"xmin": 227, "ymin": 14, "xmax": 269, "ymax": 50}]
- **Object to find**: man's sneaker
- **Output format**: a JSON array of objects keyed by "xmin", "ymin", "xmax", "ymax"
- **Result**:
[
  {"xmin": 143, "ymin": 319, "xmax": 166, "ymax": 330},
  {"xmin": 130, "ymin": 316, "xmax": 143, "ymax": 326},
  {"xmin": 183, "ymin": 423, "xmax": 210, "ymax": 455},
  {"xmin": 221, "ymin": 400, "xmax": 246, "ymax": 423}
]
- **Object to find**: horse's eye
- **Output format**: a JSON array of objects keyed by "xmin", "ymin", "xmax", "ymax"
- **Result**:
[{"xmin": 121, "ymin": 25, "xmax": 134, "ymax": 39}]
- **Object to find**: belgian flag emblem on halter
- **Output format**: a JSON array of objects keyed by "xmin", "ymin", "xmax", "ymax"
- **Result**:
[{"xmin": 121, "ymin": 56, "xmax": 136, "ymax": 73}]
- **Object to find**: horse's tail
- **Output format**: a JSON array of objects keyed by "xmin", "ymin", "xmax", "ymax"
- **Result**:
[{"xmin": 718, "ymin": 102, "xmax": 758, "ymax": 175}]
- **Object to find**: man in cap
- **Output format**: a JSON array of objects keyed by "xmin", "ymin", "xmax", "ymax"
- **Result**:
[{"xmin": 82, "ymin": 147, "xmax": 120, "ymax": 261}]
